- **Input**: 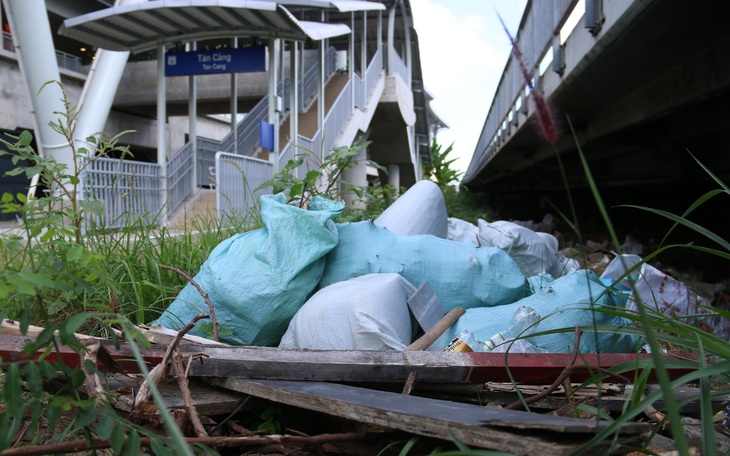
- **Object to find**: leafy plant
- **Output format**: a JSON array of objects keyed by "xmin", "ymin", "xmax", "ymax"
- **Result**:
[{"xmin": 258, "ymin": 140, "xmax": 383, "ymax": 209}]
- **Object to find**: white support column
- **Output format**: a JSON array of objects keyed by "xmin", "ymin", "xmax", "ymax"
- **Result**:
[
  {"xmin": 361, "ymin": 11, "xmax": 367, "ymax": 77},
  {"xmin": 188, "ymin": 41, "xmax": 197, "ymax": 189},
  {"xmin": 230, "ymin": 37, "xmax": 238, "ymax": 154},
  {"xmin": 268, "ymin": 38, "xmax": 280, "ymax": 169},
  {"xmin": 387, "ymin": 2, "xmax": 396, "ymax": 77},
  {"xmin": 289, "ymin": 40, "xmax": 299, "ymax": 170},
  {"xmin": 388, "ymin": 163, "xmax": 400, "ymax": 192},
  {"xmin": 377, "ymin": 10, "xmax": 382, "ymax": 57},
  {"xmin": 403, "ymin": 4, "xmax": 412, "ymax": 90},
  {"xmin": 157, "ymin": 45, "xmax": 168, "ymax": 223},
  {"xmin": 318, "ymin": 38, "xmax": 325, "ymax": 159},
  {"xmin": 349, "ymin": 12, "xmax": 355, "ymax": 109},
  {"xmin": 4, "ymin": 0, "xmax": 67, "ymax": 167}
]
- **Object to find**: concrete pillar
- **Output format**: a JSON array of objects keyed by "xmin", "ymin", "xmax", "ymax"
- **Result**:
[
  {"xmin": 388, "ymin": 163, "xmax": 400, "ymax": 191},
  {"xmin": 4, "ymin": 0, "xmax": 67, "ymax": 167}
]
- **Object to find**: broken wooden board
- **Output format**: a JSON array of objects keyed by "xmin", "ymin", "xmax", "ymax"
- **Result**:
[
  {"xmin": 108, "ymin": 375, "xmax": 246, "ymax": 416},
  {"xmin": 0, "ymin": 334, "xmax": 695, "ymax": 385},
  {"xmin": 207, "ymin": 378, "xmax": 650, "ymax": 456}
]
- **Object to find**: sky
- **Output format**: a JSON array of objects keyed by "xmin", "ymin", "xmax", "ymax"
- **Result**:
[{"xmin": 410, "ymin": 0, "xmax": 528, "ymax": 177}]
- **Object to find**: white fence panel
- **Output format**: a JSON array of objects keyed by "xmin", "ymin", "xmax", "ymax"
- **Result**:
[
  {"xmin": 215, "ymin": 152, "xmax": 273, "ymax": 225},
  {"xmin": 81, "ymin": 157, "xmax": 163, "ymax": 230}
]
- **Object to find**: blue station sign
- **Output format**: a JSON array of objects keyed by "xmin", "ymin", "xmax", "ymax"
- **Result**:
[{"xmin": 165, "ymin": 46, "xmax": 266, "ymax": 76}]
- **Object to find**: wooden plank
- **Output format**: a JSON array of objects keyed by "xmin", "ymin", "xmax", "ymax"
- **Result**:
[
  {"xmin": 207, "ymin": 378, "xmax": 649, "ymax": 456},
  {"xmin": 0, "ymin": 334, "xmax": 694, "ymax": 385}
]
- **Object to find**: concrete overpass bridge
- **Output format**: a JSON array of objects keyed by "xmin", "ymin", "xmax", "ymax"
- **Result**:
[{"xmin": 464, "ymin": 0, "xmax": 730, "ymax": 246}]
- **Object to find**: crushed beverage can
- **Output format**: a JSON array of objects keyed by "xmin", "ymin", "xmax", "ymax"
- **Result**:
[{"xmin": 444, "ymin": 337, "xmax": 474, "ymax": 353}]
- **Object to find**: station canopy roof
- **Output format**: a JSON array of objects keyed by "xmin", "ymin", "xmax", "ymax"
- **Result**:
[{"xmin": 59, "ymin": 0, "xmax": 356, "ymax": 54}]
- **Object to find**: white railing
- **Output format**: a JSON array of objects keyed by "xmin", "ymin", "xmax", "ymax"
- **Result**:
[
  {"xmin": 323, "ymin": 80, "xmax": 353, "ymax": 154},
  {"xmin": 365, "ymin": 47, "xmax": 383, "ymax": 100},
  {"xmin": 390, "ymin": 47, "xmax": 409, "ymax": 87},
  {"xmin": 465, "ymin": 0, "xmax": 576, "ymax": 180},
  {"xmin": 215, "ymin": 44, "xmax": 388, "ymax": 222},
  {"xmin": 81, "ymin": 157, "xmax": 163, "ymax": 230},
  {"xmin": 196, "ymin": 136, "xmax": 221, "ymax": 187},
  {"xmin": 167, "ymin": 141, "xmax": 195, "ymax": 214},
  {"xmin": 215, "ymin": 152, "xmax": 273, "ymax": 225}
]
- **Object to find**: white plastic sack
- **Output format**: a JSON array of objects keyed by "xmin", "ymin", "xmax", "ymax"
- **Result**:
[
  {"xmin": 321, "ymin": 221, "xmax": 529, "ymax": 312},
  {"xmin": 477, "ymin": 220, "xmax": 564, "ymax": 278},
  {"xmin": 374, "ymin": 180, "xmax": 447, "ymax": 238},
  {"xmin": 447, "ymin": 217, "xmax": 480, "ymax": 243},
  {"xmin": 279, "ymin": 273, "xmax": 415, "ymax": 350},
  {"xmin": 435, "ymin": 270, "xmax": 641, "ymax": 353},
  {"xmin": 601, "ymin": 255, "xmax": 730, "ymax": 340},
  {"xmin": 152, "ymin": 193, "xmax": 344, "ymax": 346}
]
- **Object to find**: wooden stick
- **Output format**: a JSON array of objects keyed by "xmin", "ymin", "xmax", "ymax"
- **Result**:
[
  {"xmin": 161, "ymin": 264, "xmax": 219, "ymax": 342},
  {"xmin": 405, "ymin": 307, "xmax": 466, "ymax": 351},
  {"xmin": 0, "ymin": 432, "xmax": 371, "ymax": 455},
  {"xmin": 134, "ymin": 313, "xmax": 209, "ymax": 408},
  {"xmin": 172, "ymin": 351, "xmax": 208, "ymax": 438}
]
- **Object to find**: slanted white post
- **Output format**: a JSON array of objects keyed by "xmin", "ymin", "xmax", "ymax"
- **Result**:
[{"xmin": 157, "ymin": 45, "xmax": 167, "ymax": 223}]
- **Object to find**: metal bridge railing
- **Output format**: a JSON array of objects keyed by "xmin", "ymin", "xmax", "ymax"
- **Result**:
[{"xmin": 465, "ymin": 0, "xmax": 576, "ymax": 181}]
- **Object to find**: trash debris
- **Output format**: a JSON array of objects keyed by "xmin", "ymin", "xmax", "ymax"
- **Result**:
[
  {"xmin": 279, "ymin": 273, "xmax": 415, "ymax": 350},
  {"xmin": 373, "ymin": 180, "xmax": 448, "ymax": 237},
  {"xmin": 482, "ymin": 305, "xmax": 549, "ymax": 353},
  {"xmin": 476, "ymin": 220, "xmax": 564, "ymax": 278},
  {"xmin": 447, "ymin": 216, "xmax": 480, "ymax": 243},
  {"xmin": 320, "ymin": 220, "xmax": 530, "ymax": 312},
  {"xmin": 601, "ymin": 254, "xmax": 730, "ymax": 340},
  {"xmin": 435, "ymin": 270, "xmax": 641, "ymax": 353},
  {"xmin": 153, "ymin": 193, "xmax": 344, "ymax": 346}
]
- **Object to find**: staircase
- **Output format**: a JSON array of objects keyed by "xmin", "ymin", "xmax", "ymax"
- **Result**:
[{"xmin": 166, "ymin": 189, "xmax": 217, "ymax": 232}]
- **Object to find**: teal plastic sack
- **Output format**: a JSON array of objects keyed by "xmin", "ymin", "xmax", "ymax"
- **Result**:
[
  {"xmin": 152, "ymin": 193, "xmax": 344, "ymax": 346},
  {"xmin": 435, "ymin": 270, "xmax": 641, "ymax": 353},
  {"xmin": 320, "ymin": 221, "xmax": 529, "ymax": 311}
]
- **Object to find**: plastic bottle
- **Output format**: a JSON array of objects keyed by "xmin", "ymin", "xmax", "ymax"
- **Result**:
[
  {"xmin": 444, "ymin": 329, "xmax": 482, "ymax": 352},
  {"xmin": 482, "ymin": 305, "xmax": 541, "ymax": 351}
]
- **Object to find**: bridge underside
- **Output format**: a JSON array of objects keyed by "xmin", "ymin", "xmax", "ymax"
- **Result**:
[{"xmin": 467, "ymin": 0, "xmax": 730, "ymax": 249}]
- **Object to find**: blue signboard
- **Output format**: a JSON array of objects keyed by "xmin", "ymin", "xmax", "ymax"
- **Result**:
[{"xmin": 165, "ymin": 46, "xmax": 266, "ymax": 76}]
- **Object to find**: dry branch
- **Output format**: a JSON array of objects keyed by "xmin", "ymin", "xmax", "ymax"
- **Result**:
[
  {"xmin": 161, "ymin": 264, "xmax": 219, "ymax": 341},
  {"xmin": 134, "ymin": 313, "xmax": 209, "ymax": 408}
]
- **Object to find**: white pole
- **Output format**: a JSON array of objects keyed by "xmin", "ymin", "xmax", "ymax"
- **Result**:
[
  {"xmin": 157, "ymin": 45, "xmax": 167, "ymax": 223},
  {"xmin": 189, "ymin": 41, "xmax": 197, "ymax": 189},
  {"xmin": 268, "ymin": 38, "xmax": 279, "ymax": 170},
  {"xmin": 349, "ymin": 12, "xmax": 354, "ymax": 109},
  {"xmin": 231, "ymin": 37, "xmax": 238, "ymax": 154},
  {"xmin": 289, "ymin": 40, "xmax": 299, "ymax": 176}
]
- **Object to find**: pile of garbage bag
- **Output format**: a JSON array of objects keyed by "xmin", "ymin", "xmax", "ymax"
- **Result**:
[{"xmin": 153, "ymin": 180, "xmax": 729, "ymax": 352}]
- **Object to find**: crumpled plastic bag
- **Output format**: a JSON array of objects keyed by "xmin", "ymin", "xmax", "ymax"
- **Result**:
[
  {"xmin": 320, "ymin": 221, "xmax": 529, "ymax": 312},
  {"xmin": 152, "ymin": 193, "xmax": 344, "ymax": 346},
  {"xmin": 374, "ymin": 180, "xmax": 448, "ymax": 238},
  {"xmin": 447, "ymin": 217, "xmax": 480, "ymax": 243},
  {"xmin": 279, "ymin": 273, "xmax": 416, "ymax": 350},
  {"xmin": 435, "ymin": 270, "xmax": 641, "ymax": 353},
  {"xmin": 477, "ymin": 220, "xmax": 564, "ymax": 278},
  {"xmin": 601, "ymin": 254, "xmax": 730, "ymax": 340}
]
